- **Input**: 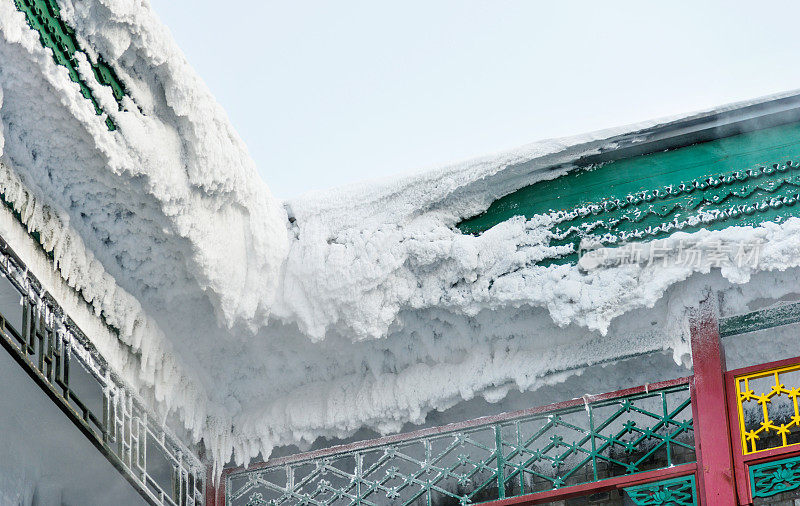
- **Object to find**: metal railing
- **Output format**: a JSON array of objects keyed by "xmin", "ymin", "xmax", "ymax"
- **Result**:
[
  {"xmin": 224, "ymin": 379, "xmax": 694, "ymax": 506},
  {"xmin": 0, "ymin": 236, "xmax": 205, "ymax": 506}
]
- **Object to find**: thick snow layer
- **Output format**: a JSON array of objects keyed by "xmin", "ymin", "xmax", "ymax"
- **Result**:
[
  {"xmin": 4, "ymin": 0, "xmax": 800, "ymax": 475},
  {"xmin": 0, "ymin": 0, "xmax": 289, "ymax": 331}
]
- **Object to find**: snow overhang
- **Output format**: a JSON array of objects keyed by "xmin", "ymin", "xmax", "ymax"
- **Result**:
[{"xmin": 7, "ymin": 0, "xmax": 800, "ymax": 474}]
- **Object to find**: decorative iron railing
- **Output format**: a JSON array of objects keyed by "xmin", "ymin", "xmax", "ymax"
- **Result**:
[
  {"xmin": 0, "ymin": 236, "xmax": 205, "ymax": 506},
  {"xmin": 224, "ymin": 380, "xmax": 694, "ymax": 506}
]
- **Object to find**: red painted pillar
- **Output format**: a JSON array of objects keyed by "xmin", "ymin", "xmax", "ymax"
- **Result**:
[
  {"xmin": 206, "ymin": 466, "xmax": 223, "ymax": 506},
  {"xmin": 689, "ymin": 296, "xmax": 737, "ymax": 505}
]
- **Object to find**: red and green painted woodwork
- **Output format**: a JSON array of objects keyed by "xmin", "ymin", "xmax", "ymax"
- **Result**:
[
  {"xmin": 750, "ymin": 455, "xmax": 800, "ymax": 499},
  {"xmin": 12, "ymin": 0, "xmax": 128, "ymax": 131},
  {"xmin": 458, "ymin": 121, "xmax": 800, "ymax": 266},
  {"xmin": 623, "ymin": 475, "xmax": 697, "ymax": 506}
]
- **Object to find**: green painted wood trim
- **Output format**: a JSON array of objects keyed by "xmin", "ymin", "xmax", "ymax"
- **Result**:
[
  {"xmin": 719, "ymin": 301, "xmax": 800, "ymax": 338},
  {"xmin": 13, "ymin": 0, "xmax": 128, "ymax": 131},
  {"xmin": 749, "ymin": 455, "xmax": 800, "ymax": 498},
  {"xmin": 459, "ymin": 122, "xmax": 800, "ymax": 234},
  {"xmin": 458, "ymin": 121, "xmax": 800, "ymax": 266},
  {"xmin": 623, "ymin": 474, "xmax": 697, "ymax": 505}
]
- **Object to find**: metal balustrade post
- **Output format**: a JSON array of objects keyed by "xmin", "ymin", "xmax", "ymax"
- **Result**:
[
  {"xmin": 355, "ymin": 453, "xmax": 363, "ymax": 505},
  {"xmin": 495, "ymin": 424, "xmax": 506, "ymax": 499},
  {"xmin": 689, "ymin": 296, "xmax": 737, "ymax": 504}
]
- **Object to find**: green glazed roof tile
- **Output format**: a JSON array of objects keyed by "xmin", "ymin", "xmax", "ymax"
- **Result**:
[
  {"xmin": 458, "ymin": 121, "xmax": 800, "ymax": 265},
  {"xmin": 13, "ymin": 0, "xmax": 129, "ymax": 131}
]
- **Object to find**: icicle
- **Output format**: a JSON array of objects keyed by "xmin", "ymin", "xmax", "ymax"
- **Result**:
[{"xmin": 582, "ymin": 394, "xmax": 593, "ymax": 416}]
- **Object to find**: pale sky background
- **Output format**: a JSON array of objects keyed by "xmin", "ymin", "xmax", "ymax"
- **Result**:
[{"xmin": 149, "ymin": 0, "xmax": 800, "ymax": 198}]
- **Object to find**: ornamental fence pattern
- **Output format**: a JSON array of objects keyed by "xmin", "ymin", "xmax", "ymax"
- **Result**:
[
  {"xmin": 734, "ymin": 362, "xmax": 800, "ymax": 455},
  {"xmin": 225, "ymin": 383, "xmax": 694, "ymax": 506},
  {"xmin": 0, "ymin": 237, "xmax": 204, "ymax": 506}
]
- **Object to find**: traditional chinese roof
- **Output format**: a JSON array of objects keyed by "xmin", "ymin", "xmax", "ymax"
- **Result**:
[
  {"xmin": 458, "ymin": 98, "xmax": 800, "ymax": 266},
  {"xmin": 9, "ymin": 0, "xmax": 800, "ymax": 481}
]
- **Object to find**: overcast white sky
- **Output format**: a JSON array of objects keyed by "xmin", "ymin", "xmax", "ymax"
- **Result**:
[{"xmin": 149, "ymin": 0, "xmax": 800, "ymax": 198}]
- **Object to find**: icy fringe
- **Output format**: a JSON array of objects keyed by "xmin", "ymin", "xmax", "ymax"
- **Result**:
[
  {"xmin": 10, "ymin": 129, "xmax": 800, "ymax": 480},
  {"xmin": 0, "ymin": 0, "xmax": 283, "ymax": 473},
  {"xmin": 7, "ymin": 0, "xmax": 800, "ymax": 481},
  {"xmin": 0, "ymin": 0, "xmax": 289, "ymax": 332},
  {"xmin": 60, "ymin": 0, "xmax": 292, "ymax": 329},
  {"xmin": 0, "ymin": 159, "xmax": 232, "ymax": 459}
]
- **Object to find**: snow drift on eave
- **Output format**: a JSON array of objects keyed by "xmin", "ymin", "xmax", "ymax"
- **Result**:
[
  {"xmin": 0, "ymin": 0, "xmax": 289, "ymax": 329},
  {"xmin": 0, "ymin": 0, "xmax": 289, "ymax": 465},
  {"xmin": 6, "ymin": 0, "xmax": 800, "ymax": 473}
]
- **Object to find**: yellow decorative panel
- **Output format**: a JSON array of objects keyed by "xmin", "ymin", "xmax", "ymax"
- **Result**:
[{"xmin": 735, "ymin": 363, "xmax": 800, "ymax": 455}]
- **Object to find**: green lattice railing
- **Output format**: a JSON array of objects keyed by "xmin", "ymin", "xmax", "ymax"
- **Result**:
[
  {"xmin": 458, "ymin": 121, "xmax": 800, "ymax": 266},
  {"xmin": 750, "ymin": 455, "xmax": 800, "ymax": 499},
  {"xmin": 225, "ymin": 383, "xmax": 694, "ymax": 505},
  {"xmin": 12, "ymin": 0, "xmax": 128, "ymax": 130}
]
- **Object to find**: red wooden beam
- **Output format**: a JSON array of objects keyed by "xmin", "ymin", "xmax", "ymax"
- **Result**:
[
  {"xmin": 727, "ymin": 354, "xmax": 800, "ymax": 378},
  {"xmin": 742, "ymin": 445, "xmax": 800, "ymax": 466},
  {"xmin": 689, "ymin": 296, "xmax": 737, "ymax": 504}
]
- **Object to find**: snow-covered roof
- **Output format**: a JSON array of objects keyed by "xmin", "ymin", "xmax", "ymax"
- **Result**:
[{"xmin": 4, "ymin": 0, "xmax": 800, "ymax": 472}]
